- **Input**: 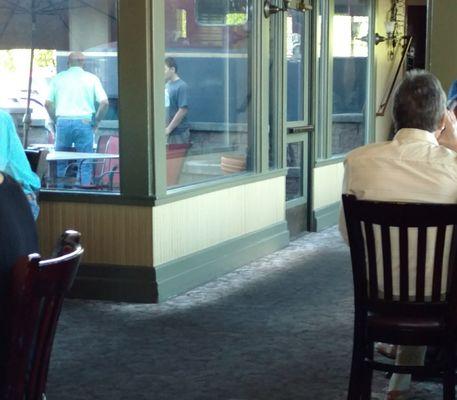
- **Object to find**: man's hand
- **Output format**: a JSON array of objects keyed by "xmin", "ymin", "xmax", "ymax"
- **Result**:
[
  {"xmin": 437, "ymin": 110, "xmax": 457, "ymax": 152},
  {"xmin": 165, "ymin": 126, "xmax": 171, "ymax": 136}
]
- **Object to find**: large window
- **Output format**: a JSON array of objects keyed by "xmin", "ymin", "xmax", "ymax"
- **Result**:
[
  {"xmin": 164, "ymin": 0, "xmax": 253, "ymax": 189},
  {"xmin": 0, "ymin": 1, "xmax": 119, "ymax": 192},
  {"xmin": 317, "ymin": 0, "xmax": 372, "ymax": 159},
  {"xmin": 331, "ymin": 0, "xmax": 369, "ymax": 156}
]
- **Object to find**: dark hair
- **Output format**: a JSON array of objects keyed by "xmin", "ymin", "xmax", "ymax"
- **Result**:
[
  {"xmin": 165, "ymin": 57, "xmax": 178, "ymax": 73},
  {"xmin": 393, "ymin": 69, "xmax": 446, "ymax": 132}
]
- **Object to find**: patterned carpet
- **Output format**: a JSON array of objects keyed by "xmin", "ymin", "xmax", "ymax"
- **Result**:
[{"xmin": 46, "ymin": 227, "xmax": 442, "ymax": 400}]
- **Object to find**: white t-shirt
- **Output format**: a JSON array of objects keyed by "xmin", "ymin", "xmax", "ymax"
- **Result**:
[{"xmin": 47, "ymin": 66, "xmax": 108, "ymax": 118}]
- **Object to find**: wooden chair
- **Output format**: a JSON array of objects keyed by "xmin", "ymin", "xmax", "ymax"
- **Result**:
[
  {"xmin": 1, "ymin": 231, "xmax": 84, "ymax": 400},
  {"xmin": 25, "ymin": 148, "xmax": 49, "ymax": 186},
  {"xmin": 342, "ymin": 194, "xmax": 457, "ymax": 400},
  {"xmin": 24, "ymin": 149, "xmax": 41, "ymax": 172}
]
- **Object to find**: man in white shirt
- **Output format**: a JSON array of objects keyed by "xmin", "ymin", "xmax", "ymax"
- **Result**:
[
  {"xmin": 339, "ymin": 70, "xmax": 457, "ymax": 400},
  {"xmin": 45, "ymin": 52, "xmax": 109, "ymax": 186}
]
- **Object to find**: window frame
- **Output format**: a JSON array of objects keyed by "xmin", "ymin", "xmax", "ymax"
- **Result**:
[
  {"xmin": 314, "ymin": 0, "xmax": 375, "ymax": 165},
  {"xmin": 40, "ymin": 0, "xmax": 288, "ymax": 206},
  {"xmin": 283, "ymin": 6, "xmax": 314, "ymax": 210}
]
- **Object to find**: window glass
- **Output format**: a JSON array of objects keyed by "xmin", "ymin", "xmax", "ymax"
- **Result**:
[
  {"xmin": 286, "ymin": 142, "xmax": 303, "ymax": 201},
  {"xmin": 165, "ymin": 0, "xmax": 253, "ymax": 189},
  {"xmin": 0, "ymin": 1, "xmax": 119, "ymax": 192},
  {"xmin": 268, "ymin": 10, "xmax": 278, "ymax": 170},
  {"xmin": 331, "ymin": 0, "xmax": 369, "ymax": 156},
  {"xmin": 286, "ymin": 9, "xmax": 305, "ymax": 122}
]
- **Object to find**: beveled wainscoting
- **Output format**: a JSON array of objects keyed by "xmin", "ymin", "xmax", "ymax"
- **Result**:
[
  {"xmin": 153, "ymin": 177, "xmax": 286, "ymax": 265},
  {"xmin": 37, "ymin": 201, "xmax": 153, "ymax": 266}
]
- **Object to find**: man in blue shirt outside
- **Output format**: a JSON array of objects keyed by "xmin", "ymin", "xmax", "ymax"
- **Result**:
[
  {"xmin": 165, "ymin": 57, "xmax": 190, "ymax": 144},
  {"xmin": 0, "ymin": 110, "xmax": 40, "ymax": 218},
  {"xmin": 45, "ymin": 52, "xmax": 109, "ymax": 186}
]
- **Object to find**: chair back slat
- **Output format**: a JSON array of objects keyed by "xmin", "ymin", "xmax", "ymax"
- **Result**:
[
  {"xmin": 399, "ymin": 226, "xmax": 409, "ymax": 301},
  {"xmin": 381, "ymin": 225, "xmax": 393, "ymax": 301},
  {"xmin": 415, "ymin": 227, "xmax": 427, "ymax": 302},
  {"xmin": 364, "ymin": 222, "xmax": 379, "ymax": 300},
  {"xmin": 1, "ymin": 231, "xmax": 83, "ymax": 400},
  {"xmin": 28, "ymin": 296, "xmax": 64, "ymax": 399},
  {"xmin": 342, "ymin": 195, "xmax": 457, "ymax": 317},
  {"xmin": 432, "ymin": 225, "xmax": 447, "ymax": 302},
  {"xmin": 446, "ymin": 227, "xmax": 457, "ymax": 312}
]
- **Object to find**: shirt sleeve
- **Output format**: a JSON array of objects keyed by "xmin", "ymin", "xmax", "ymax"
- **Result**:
[
  {"xmin": 177, "ymin": 82, "xmax": 188, "ymax": 109},
  {"xmin": 0, "ymin": 113, "xmax": 11, "ymax": 171},
  {"xmin": 0, "ymin": 113, "xmax": 41, "ymax": 194},
  {"xmin": 94, "ymin": 76, "xmax": 108, "ymax": 103}
]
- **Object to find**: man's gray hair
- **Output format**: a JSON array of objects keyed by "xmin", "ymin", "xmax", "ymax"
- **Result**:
[{"xmin": 393, "ymin": 69, "xmax": 446, "ymax": 132}]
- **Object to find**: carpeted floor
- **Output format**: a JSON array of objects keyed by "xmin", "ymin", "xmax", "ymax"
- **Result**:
[{"xmin": 46, "ymin": 227, "xmax": 442, "ymax": 400}]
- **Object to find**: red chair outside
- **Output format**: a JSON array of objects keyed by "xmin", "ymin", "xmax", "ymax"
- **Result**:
[
  {"xmin": 94, "ymin": 135, "xmax": 119, "ymax": 190},
  {"xmin": 93, "ymin": 134, "xmax": 113, "ymax": 179},
  {"xmin": 1, "ymin": 231, "xmax": 84, "ymax": 400}
]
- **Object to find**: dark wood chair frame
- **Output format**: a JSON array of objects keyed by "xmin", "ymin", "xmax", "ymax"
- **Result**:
[
  {"xmin": 1, "ymin": 231, "xmax": 84, "ymax": 400},
  {"xmin": 342, "ymin": 194, "xmax": 457, "ymax": 400}
]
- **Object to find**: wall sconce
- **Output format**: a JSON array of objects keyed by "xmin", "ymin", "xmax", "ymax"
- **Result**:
[
  {"xmin": 374, "ymin": 0, "xmax": 404, "ymax": 60},
  {"xmin": 264, "ymin": 0, "xmax": 312, "ymax": 18},
  {"xmin": 264, "ymin": 0, "xmax": 289, "ymax": 18}
]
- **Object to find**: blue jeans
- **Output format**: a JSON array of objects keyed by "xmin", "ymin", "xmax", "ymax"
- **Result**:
[{"xmin": 55, "ymin": 118, "xmax": 94, "ymax": 186}]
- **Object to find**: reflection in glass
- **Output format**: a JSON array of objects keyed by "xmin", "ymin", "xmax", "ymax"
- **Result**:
[
  {"xmin": 332, "ymin": 0, "xmax": 369, "ymax": 155},
  {"xmin": 286, "ymin": 142, "xmax": 303, "ymax": 201},
  {"xmin": 165, "ymin": 0, "xmax": 253, "ymax": 189},
  {"xmin": 0, "ymin": 1, "xmax": 119, "ymax": 192}
]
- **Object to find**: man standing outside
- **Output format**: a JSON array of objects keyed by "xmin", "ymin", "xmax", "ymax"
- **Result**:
[
  {"xmin": 339, "ymin": 70, "xmax": 457, "ymax": 400},
  {"xmin": 45, "ymin": 52, "xmax": 109, "ymax": 186},
  {"xmin": 165, "ymin": 57, "xmax": 190, "ymax": 144}
]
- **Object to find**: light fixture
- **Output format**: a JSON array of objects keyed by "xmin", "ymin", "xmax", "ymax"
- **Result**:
[
  {"xmin": 263, "ymin": 0, "xmax": 289, "ymax": 18},
  {"xmin": 374, "ymin": 0, "xmax": 404, "ymax": 60},
  {"xmin": 264, "ymin": 0, "xmax": 312, "ymax": 18}
]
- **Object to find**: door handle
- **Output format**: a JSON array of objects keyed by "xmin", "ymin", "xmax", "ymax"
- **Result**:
[{"xmin": 287, "ymin": 125, "xmax": 313, "ymax": 134}]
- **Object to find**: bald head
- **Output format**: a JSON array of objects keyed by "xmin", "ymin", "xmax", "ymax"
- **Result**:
[{"xmin": 68, "ymin": 52, "xmax": 85, "ymax": 67}]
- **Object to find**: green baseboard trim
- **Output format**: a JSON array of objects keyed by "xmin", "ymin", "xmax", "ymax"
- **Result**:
[
  {"xmin": 312, "ymin": 202, "xmax": 339, "ymax": 232},
  {"xmin": 286, "ymin": 202, "xmax": 308, "ymax": 239},
  {"xmin": 155, "ymin": 221, "xmax": 290, "ymax": 302},
  {"xmin": 69, "ymin": 264, "xmax": 158, "ymax": 303}
]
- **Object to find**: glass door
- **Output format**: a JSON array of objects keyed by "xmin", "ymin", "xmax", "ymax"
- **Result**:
[{"xmin": 284, "ymin": 5, "xmax": 313, "ymax": 236}]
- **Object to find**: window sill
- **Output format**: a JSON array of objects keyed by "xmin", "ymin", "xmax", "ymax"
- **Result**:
[{"xmin": 314, "ymin": 155, "xmax": 345, "ymax": 168}]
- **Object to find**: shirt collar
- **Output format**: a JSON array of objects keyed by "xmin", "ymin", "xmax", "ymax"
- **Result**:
[{"xmin": 393, "ymin": 128, "xmax": 439, "ymax": 146}]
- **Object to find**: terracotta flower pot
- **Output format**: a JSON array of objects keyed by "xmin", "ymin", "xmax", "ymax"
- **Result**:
[{"xmin": 220, "ymin": 153, "xmax": 247, "ymax": 174}]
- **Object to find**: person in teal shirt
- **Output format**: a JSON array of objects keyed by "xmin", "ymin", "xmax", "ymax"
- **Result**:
[{"xmin": 0, "ymin": 110, "xmax": 41, "ymax": 219}]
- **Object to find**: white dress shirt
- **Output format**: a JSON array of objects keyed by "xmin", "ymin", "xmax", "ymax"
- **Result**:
[{"xmin": 339, "ymin": 128, "xmax": 457, "ymax": 298}]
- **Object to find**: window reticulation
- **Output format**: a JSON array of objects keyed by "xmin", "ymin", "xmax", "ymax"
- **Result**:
[
  {"xmin": 0, "ymin": 0, "xmax": 119, "ymax": 193},
  {"xmin": 165, "ymin": 0, "xmax": 253, "ymax": 189}
]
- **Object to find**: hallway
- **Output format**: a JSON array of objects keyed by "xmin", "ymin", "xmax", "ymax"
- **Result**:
[{"xmin": 47, "ymin": 227, "xmax": 441, "ymax": 400}]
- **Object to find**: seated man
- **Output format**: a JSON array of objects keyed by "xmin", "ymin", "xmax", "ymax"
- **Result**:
[
  {"xmin": 0, "ymin": 110, "xmax": 41, "ymax": 219},
  {"xmin": 0, "ymin": 172, "xmax": 39, "ymax": 384},
  {"xmin": 339, "ymin": 70, "xmax": 457, "ymax": 400}
]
